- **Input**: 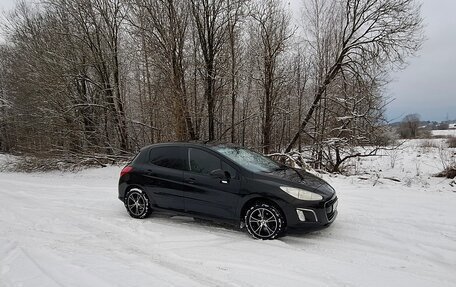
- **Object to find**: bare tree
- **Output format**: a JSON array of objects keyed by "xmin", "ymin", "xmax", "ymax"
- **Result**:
[
  {"xmin": 226, "ymin": 0, "xmax": 246, "ymax": 143},
  {"xmin": 132, "ymin": 0, "xmax": 197, "ymax": 141},
  {"xmin": 0, "ymin": 45, "xmax": 13, "ymax": 152},
  {"xmin": 399, "ymin": 113, "xmax": 420, "ymax": 138},
  {"xmin": 59, "ymin": 0, "xmax": 130, "ymax": 152},
  {"xmin": 250, "ymin": 0, "xmax": 293, "ymax": 153},
  {"xmin": 285, "ymin": 0, "xmax": 423, "ymax": 152},
  {"xmin": 0, "ymin": 0, "xmax": 424, "ymax": 171},
  {"xmin": 190, "ymin": 0, "xmax": 227, "ymax": 141}
]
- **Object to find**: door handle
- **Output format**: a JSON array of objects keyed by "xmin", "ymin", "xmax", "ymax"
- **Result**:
[{"xmin": 185, "ymin": 178, "xmax": 196, "ymax": 184}]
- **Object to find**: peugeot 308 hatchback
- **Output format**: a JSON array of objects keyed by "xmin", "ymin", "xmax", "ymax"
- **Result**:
[{"xmin": 118, "ymin": 142, "xmax": 338, "ymax": 239}]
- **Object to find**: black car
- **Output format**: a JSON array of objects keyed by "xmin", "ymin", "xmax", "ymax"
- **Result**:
[{"xmin": 118, "ymin": 142, "xmax": 338, "ymax": 239}]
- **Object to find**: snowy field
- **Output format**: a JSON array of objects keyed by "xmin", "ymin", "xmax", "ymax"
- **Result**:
[
  {"xmin": 0, "ymin": 139, "xmax": 455, "ymax": 287},
  {"xmin": 432, "ymin": 129, "xmax": 456, "ymax": 137}
]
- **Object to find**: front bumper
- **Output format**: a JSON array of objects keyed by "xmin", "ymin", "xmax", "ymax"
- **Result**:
[{"xmin": 281, "ymin": 195, "xmax": 338, "ymax": 227}]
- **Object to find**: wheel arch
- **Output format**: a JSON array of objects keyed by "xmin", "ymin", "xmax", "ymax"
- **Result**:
[
  {"xmin": 124, "ymin": 184, "xmax": 143, "ymax": 198},
  {"xmin": 124, "ymin": 184, "xmax": 156, "ymax": 206}
]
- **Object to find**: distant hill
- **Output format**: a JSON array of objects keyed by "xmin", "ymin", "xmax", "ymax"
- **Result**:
[{"xmin": 388, "ymin": 120, "xmax": 455, "ymax": 130}]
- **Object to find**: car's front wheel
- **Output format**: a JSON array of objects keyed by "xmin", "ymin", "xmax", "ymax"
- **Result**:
[
  {"xmin": 245, "ymin": 203, "xmax": 285, "ymax": 240},
  {"xmin": 124, "ymin": 188, "xmax": 151, "ymax": 219}
]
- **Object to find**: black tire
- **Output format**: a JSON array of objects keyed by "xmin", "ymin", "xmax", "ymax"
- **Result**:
[
  {"xmin": 245, "ymin": 203, "xmax": 285, "ymax": 240},
  {"xmin": 124, "ymin": 188, "xmax": 152, "ymax": 219}
]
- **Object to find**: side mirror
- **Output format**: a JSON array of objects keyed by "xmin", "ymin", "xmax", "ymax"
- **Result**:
[{"xmin": 209, "ymin": 169, "xmax": 230, "ymax": 183}]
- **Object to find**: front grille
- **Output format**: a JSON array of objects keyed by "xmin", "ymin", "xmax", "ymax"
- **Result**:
[{"xmin": 324, "ymin": 196, "xmax": 338, "ymax": 222}]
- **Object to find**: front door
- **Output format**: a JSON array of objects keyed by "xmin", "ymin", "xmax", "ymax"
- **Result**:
[{"xmin": 183, "ymin": 147, "xmax": 241, "ymax": 220}]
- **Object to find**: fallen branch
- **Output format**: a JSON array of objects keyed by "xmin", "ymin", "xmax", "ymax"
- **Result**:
[{"xmin": 383, "ymin": 177, "xmax": 401, "ymax": 182}]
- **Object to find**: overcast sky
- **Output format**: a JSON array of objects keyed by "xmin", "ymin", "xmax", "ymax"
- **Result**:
[
  {"xmin": 1, "ymin": 0, "xmax": 455, "ymax": 122},
  {"xmin": 287, "ymin": 0, "xmax": 456, "ymax": 122},
  {"xmin": 385, "ymin": 0, "xmax": 456, "ymax": 122}
]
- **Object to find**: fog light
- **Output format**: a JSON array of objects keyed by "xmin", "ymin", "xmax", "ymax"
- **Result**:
[
  {"xmin": 297, "ymin": 208, "xmax": 318, "ymax": 222},
  {"xmin": 297, "ymin": 210, "xmax": 306, "ymax": 221}
]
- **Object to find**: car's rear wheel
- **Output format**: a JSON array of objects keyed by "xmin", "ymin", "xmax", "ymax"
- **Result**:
[
  {"xmin": 245, "ymin": 203, "xmax": 284, "ymax": 240},
  {"xmin": 124, "ymin": 188, "xmax": 151, "ymax": 219}
]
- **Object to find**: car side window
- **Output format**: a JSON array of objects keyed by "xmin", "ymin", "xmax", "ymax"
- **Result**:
[
  {"xmin": 222, "ymin": 161, "xmax": 237, "ymax": 179},
  {"xmin": 189, "ymin": 148, "xmax": 221, "ymax": 175},
  {"xmin": 149, "ymin": 147, "xmax": 186, "ymax": 170}
]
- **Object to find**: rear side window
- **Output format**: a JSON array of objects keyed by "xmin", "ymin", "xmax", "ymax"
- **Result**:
[
  {"xmin": 149, "ymin": 147, "xmax": 186, "ymax": 170},
  {"xmin": 189, "ymin": 148, "xmax": 221, "ymax": 175}
]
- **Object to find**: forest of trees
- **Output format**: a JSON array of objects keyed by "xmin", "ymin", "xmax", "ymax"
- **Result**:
[{"xmin": 0, "ymin": 0, "xmax": 423, "ymax": 171}]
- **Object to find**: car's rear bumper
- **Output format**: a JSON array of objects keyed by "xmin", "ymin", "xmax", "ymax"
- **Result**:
[{"xmin": 118, "ymin": 180, "xmax": 128, "ymax": 201}]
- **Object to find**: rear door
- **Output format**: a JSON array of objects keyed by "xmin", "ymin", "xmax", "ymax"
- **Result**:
[
  {"xmin": 183, "ymin": 147, "xmax": 241, "ymax": 220},
  {"xmin": 143, "ymin": 146, "xmax": 186, "ymax": 211}
]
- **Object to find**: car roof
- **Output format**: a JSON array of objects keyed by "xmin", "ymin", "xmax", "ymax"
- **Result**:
[
  {"xmin": 142, "ymin": 141, "xmax": 240, "ymax": 151},
  {"xmin": 139, "ymin": 141, "xmax": 257, "ymax": 175}
]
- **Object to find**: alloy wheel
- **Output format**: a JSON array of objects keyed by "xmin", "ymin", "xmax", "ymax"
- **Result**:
[
  {"xmin": 125, "ymin": 188, "xmax": 151, "ymax": 218},
  {"xmin": 245, "ymin": 204, "xmax": 284, "ymax": 239},
  {"xmin": 127, "ymin": 192, "xmax": 146, "ymax": 216}
]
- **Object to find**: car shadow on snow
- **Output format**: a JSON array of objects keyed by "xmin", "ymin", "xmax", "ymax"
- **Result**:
[
  {"xmin": 147, "ymin": 211, "xmax": 333, "ymax": 240},
  {"xmin": 151, "ymin": 212, "xmax": 241, "ymax": 232},
  {"xmin": 284, "ymin": 225, "xmax": 332, "ymax": 237}
]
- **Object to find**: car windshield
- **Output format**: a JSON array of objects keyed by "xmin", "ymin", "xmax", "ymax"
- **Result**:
[{"xmin": 211, "ymin": 146, "xmax": 283, "ymax": 173}]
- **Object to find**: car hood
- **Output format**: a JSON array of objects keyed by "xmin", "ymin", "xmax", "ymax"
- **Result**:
[{"xmin": 258, "ymin": 167, "xmax": 335, "ymax": 197}]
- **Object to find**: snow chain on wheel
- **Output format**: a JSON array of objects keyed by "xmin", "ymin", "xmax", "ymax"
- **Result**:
[
  {"xmin": 124, "ymin": 188, "xmax": 152, "ymax": 219},
  {"xmin": 245, "ymin": 203, "xmax": 285, "ymax": 240}
]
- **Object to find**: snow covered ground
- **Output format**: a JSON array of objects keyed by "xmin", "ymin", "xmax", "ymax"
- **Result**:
[
  {"xmin": 432, "ymin": 129, "xmax": 456, "ymax": 137},
  {"xmin": 0, "ymin": 139, "xmax": 455, "ymax": 287}
]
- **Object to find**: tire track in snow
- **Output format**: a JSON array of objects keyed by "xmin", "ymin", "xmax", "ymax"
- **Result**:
[{"xmin": 0, "ymin": 178, "xmax": 238, "ymax": 287}]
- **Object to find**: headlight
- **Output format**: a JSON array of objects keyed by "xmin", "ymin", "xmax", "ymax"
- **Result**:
[{"xmin": 280, "ymin": 186, "xmax": 323, "ymax": 201}]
